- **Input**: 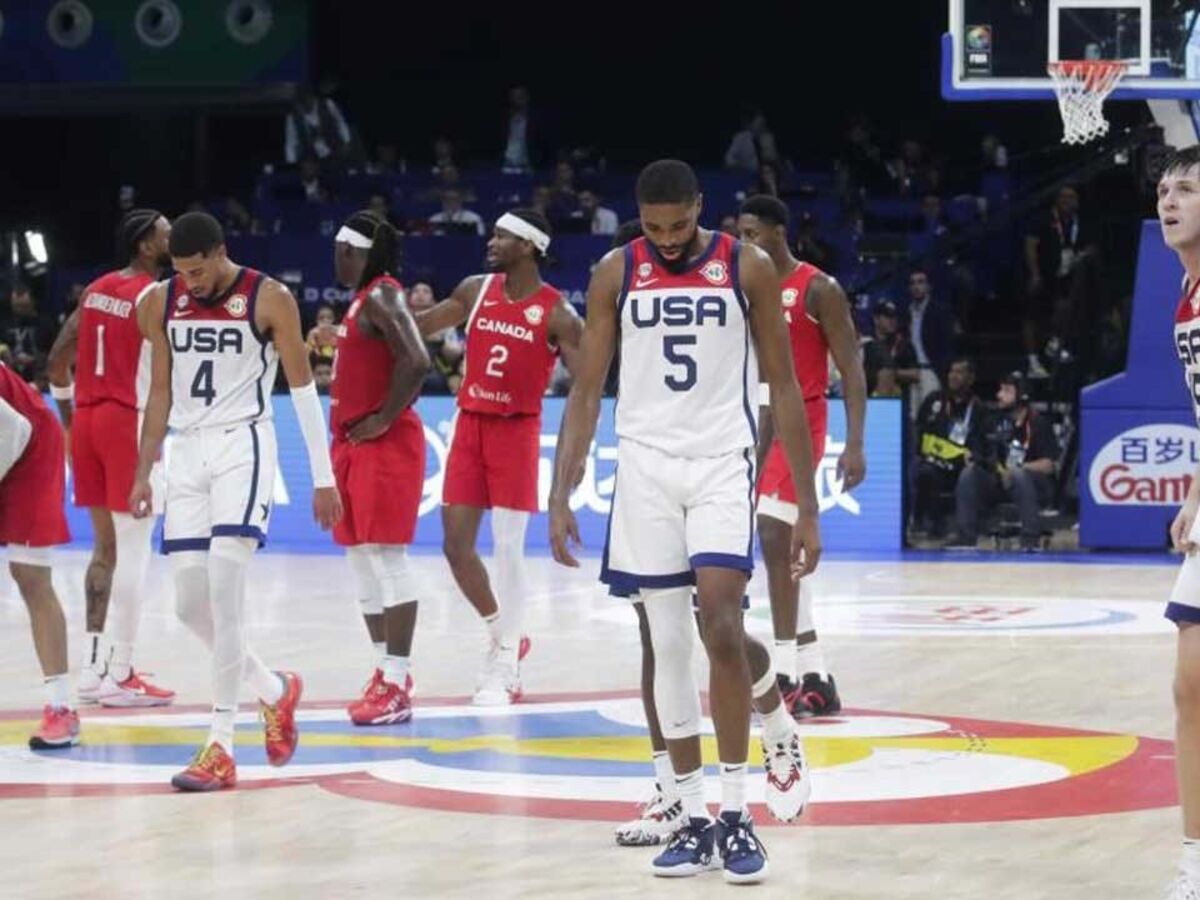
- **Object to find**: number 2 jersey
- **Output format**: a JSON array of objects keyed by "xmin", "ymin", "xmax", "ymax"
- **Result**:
[
  {"xmin": 76, "ymin": 269, "xmax": 156, "ymax": 411},
  {"xmin": 616, "ymin": 232, "xmax": 758, "ymax": 457},
  {"xmin": 164, "ymin": 267, "xmax": 278, "ymax": 430},
  {"xmin": 457, "ymin": 273, "xmax": 561, "ymax": 417}
]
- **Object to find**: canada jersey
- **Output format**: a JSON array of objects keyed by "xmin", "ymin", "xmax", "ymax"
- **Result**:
[
  {"xmin": 458, "ymin": 274, "xmax": 560, "ymax": 417},
  {"xmin": 164, "ymin": 268, "xmax": 278, "ymax": 430},
  {"xmin": 1175, "ymin": 280, "xmax": 1200, "ymax": 426},
  {"xmin": 616, "ymin": 233, "xmax": 758, "ymax": 457},
  {"xmin": 330, "ymin": 274, "xmax": 408, "ymax": 437},
  {"xmin": 76, "ymin": 269, "xmax": 155, "ymax": 410},
  {"xmin": 782, "ymin": 262, "xmax": 830, "ymax": 402}
]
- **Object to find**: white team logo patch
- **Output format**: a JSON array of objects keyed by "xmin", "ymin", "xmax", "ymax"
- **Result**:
[
  {"xmin": 225, "ymin": 294, "xmax": 248, "ymax": 318},
  {"xmin": 782, "ymin": 288, "xmax": 799, "ymax": 308},
  {"xmin": 701, "ymin": 260, "xmax": 728, "ymax": 285},
  {"xmin": 176, "ymin": 294, "xmax": 189, "ymax": 309},
  {"xmin": 523, "ymin": 305, "xmax": 544, "ymax": 326},
  {"xmin": 637, "ymin": 262, "xmax": 653, "ymax": 279}
]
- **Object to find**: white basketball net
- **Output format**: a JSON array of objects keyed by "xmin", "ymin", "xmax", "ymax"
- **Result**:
[{"xmin": 1047, "ymin": 60, "xmax": 1128, "ymax": 145}]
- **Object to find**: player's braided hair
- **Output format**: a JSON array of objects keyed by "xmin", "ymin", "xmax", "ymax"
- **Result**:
[
  {"xmin": 343, "ymin": 209, "xmax": 400, "ymax": 291},
  {"xmin": 116, "ymin": 208, "xmax": 162, "ymax": 264}
]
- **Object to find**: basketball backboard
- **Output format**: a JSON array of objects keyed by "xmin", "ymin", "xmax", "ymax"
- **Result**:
[{"xmin": 943, "ymin": 0, "xmax": 1200, "ymax": 100}]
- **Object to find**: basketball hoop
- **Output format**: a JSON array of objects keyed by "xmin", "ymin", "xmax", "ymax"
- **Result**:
[{"xmin": 1047, "ymin": 60, "xmax": 1128, "ymax": 146}]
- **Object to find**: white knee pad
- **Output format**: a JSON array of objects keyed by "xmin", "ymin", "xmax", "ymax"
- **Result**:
[
  {"xmin": 796, "ymin": 578, "xmax": 816, "ymax": 634},
  {"xmin": 643, "ymin": 586, "xmax": 701, "ymax": 740},
  {"xmin": 374, "ymin": 544, "xmax": 417, "ymax": 609},
  {"xmin": 347, "ymin": 545, "xmax": 384, "ymax": 616}
]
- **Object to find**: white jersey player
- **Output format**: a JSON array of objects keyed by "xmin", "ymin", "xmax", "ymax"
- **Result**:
[{"xmin": 130, "ymin": 211, "xmax": 342, "ymax": 792}]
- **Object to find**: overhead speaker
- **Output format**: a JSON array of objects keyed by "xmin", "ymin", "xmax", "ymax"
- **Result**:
[
  {"xmin": 134, "ymin": 0, "xmax": 182, "ymax": 49},
  {"xmin": 47, "ymin": 1, "xmax": 94, "ymax": 49},
  {"xmin": 225, "ymin": 0, "xmax": 273, "ymax": 45}
]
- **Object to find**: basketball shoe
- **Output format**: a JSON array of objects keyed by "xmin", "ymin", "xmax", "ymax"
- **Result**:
[
  {"xmin": 261, "ymin": 672, "xmax": 302, "ymax": 766},
  {"xmin": 716, "ymin": 809, "xmax": 770, "ymax": 884},
  {"xmin": 171, "ymin": 743, "xmax": 237, "ymax": 792},
  {"xmin": 614, "ymin": 784, "xmax": 685, "ymax": 846},
  {"xmin": 473, "ymin": 635, "xmax": 531, "ymax": 706},
  {"xmin": 349, "ymin": 673, "xmax": 413, "ymax": 726},
  {"xmin": 793, "ymin": 672, "xmax": 842, "ymax": 718},
  {"xmin": 761, "ymin": 730, "xmax": 812, "ymax": 822},
  {"xmin": 76, "ymin": 664, "xmax": 106, "ymax": 705},
  {"xmin": 28, "ymin": 706, "xmax": 80, "ymax": 750},
  {"xmin": 650, "ymin": 817, "xmax": 720, "ymax": 877},
  {"xmin": 1165, "ymin": 873, "xmax": 1200, "ymax": 900},
  {"xmin": 97, "ymin": 671, "xmax": 175, "ymax": 708}
]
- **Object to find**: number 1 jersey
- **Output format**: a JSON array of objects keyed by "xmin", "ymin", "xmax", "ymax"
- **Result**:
[
  {"xmin": 76, "ymin": 269, "xmax": 156, "ymax": 411},
  {"xmin": 616, "ymin": 232, "xmax": 758, "ymax": 458}
]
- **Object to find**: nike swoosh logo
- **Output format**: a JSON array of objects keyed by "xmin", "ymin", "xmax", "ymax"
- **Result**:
[
  {"xmin": 633, "ymin": 278, "xmax": 659, "ymax": 289},
  {"xmin": 481, "ymin": 300, "xmax": 500, "ymax": 307},
  {"xmin": 175, "ymin": 310, "xmax": 194, "ymax": 318}
]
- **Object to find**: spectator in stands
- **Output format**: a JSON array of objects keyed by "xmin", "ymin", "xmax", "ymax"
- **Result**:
[
  {"xmin": 367, "ymin": 142, "xmax": 403, "ymax": 175},
  {"xmin": 911, "ymin": 357, "xmax": 987, "ymax": 537},
  {"xmin": 1, "ymin": 284, "xmax": 53, "ymax": 382},
  {"xmin": 429, "ymin": 188, "xmax": 485, "ymax": 237},
  {"xmin": 724, "ymin": 109, "xmax": 779, "ymax": 173},
  {"xmin": 118, "ymin": 184, "xmax": 136, "ymax": 214},
  {"xmin": 862, "ymin": 299, "xmax": 918, "ymax": 397},
  {"xmin": 570, "ymin": 189, "xmax": 618, "ymax": 235},
  {"xmin": 306, "ymin": 304, "xmax": 339, "ymax": 361},
  {"xmin": 905, "ymin": 267, "xmax": 954, "ymax": 411},
  {"xmin": 918, "ymin": 192, "xmax": 948, "ymax": 236},
  {"xmin": 948, "ymin": 372, "xmax": 1060, "ymax": 551},
  {"xmin": 719, "ymin": 214, "xmax": 738, "ymax": 236},
  {"xmin": 222, "ymin": 196, "xmax": 260, "ymax": 236},
  {"xmin": 753, "ymin": 161, "xmax": 781, "ymax": 198},
  {"xmin": 312, "ymin": 357, "xmax": 333, "ymax": 395},
  {"xmin": 299, "ymin": 156, "xmax": 332, "ymax": 204},
  {"xmin": 1022, "ymin": 184, "xmax": 1096, "ymax": 379},
  {"xmin": 795, "ymin": 211, "xmax": 837, "ymax": 273},
  {"xmin": 840, "ymin": 115, "xmax": 890, "ymax": 194},
  {"xmin": 432, "ymin": 137, "xmax": 456, "ymax": 176},
  {"xmin": 421, "ymin": 163, "xmax": 477, "ymax": 204},
  {"xmin": 59, "ymin": 282, "xmax": 85, "ymax": 329},
  {"xmin": 285, "ymin": 85, "xmax": 352, "ymax": 166},
  {"xmin": 530, "ymin": 185, "xmax": 553, "ymax": 221},
  {"xmin": 502, "ymin": 85, "xmax": 534, "ymax": 173},
  {"xmin": 981, "ymin": 133, "xmax": 1008, "ymax": 171},
  {"xmin": 409, "ymin": 280, "xmax": 464, "ymax": 394},
  {"xmin": 367, "ymin": 193, "xmax": 397, "ymax": 228}
]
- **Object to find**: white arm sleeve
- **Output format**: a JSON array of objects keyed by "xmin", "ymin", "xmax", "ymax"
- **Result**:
[
  {"xmin": 0, "ymin": 397, "xmax": 32, "ymax": 481},
  {"xmin": 290, "ymin": 381, "xmax": 335, "ymax": 489}
]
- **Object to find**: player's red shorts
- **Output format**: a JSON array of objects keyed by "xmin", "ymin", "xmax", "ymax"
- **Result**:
[
  {"xmin": 757, "ymin": 398, "xmax": 828, "ymax": 505},
  {"xmin": 442, "ymin": 409, "xmax": 540, "ymax": 512},
  {"xmin": 332, "ymin": 407, "xmax": 426, "ymax": 547},
  {"xmin": 0, "ymin": 407, "xmax": 70, "ymax": 548},
  {"xmin": 72, "ymin": 401, "xmax": 138, "ymax": 511}
]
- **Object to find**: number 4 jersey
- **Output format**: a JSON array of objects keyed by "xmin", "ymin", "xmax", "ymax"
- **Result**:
[
  {"xmin": 458, "ymin": 273, "xmax": 561, "ymax": 417},
  {"xmin": 164, "ymin": 268, "xmax": 279, "ymax": 430},
  {"xmin": 616, "ymin": 232, "xmax": 759, "ymax": 457}
]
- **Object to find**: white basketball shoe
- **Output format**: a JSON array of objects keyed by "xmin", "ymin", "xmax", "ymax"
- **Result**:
[
  {"xmin": 761, "ymin": 729, "xmax": 812, "ymax": 823},
  {"xmin": 614, "ymin": 783, "xmax": 685, "ymax": 846}
]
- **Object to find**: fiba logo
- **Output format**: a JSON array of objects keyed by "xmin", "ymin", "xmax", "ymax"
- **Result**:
[
  {"xmin": 637, "ymin": 262, "xmax": 653, "ymax": 280},
  {"xmin": 225, "ymin": 294, "xmax": 248, "ymax": 318},
  {"xmin": 965, "ymin": 25, "xmax": 991, "ymax": 52},
  {"xmin": 523, "ymin": 305, "xmax": 544, "ymax": 326}
]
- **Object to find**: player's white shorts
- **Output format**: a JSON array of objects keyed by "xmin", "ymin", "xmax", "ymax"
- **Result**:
[
  {"xmin": 601, "ymin": 438, "xmax": 754, "ymax": 598},
  {"xmin": 162, "ymin": 421, "xmax": 276, "ymax": 553}
]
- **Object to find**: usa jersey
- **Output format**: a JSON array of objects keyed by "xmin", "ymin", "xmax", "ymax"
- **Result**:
[
  {"xmin": 76, "ymin": 269, "xmax": 155, "ymax": 410},
  {"xmin": 1176, "ymin": 280, "xmax": 1200, "ymax": 425},
  {"xmin": 164, "ymin": 268, "xmax": 278, "ymax": 431},
  {"xmin": 458, "ymin": 274, "xmax": 560, "ymax": 417},
  {"xmin": 616, "ymin": 233, "xmax": 758, "ymax": 457},
  {"xmin": 781, "ymin": 262, "xmax": 830, "ymax": 402}
]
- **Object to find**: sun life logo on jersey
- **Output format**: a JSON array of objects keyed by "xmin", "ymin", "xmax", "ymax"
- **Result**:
[
  {"xmin": 701, "ymin": 259, "xmax": 728, "ymax": 285},
  {"xmin": 225, "ymin": 294, "xmax": 248, "ymax": 318},
  {"xmin": 523, "ymin": 305, "xmax": 544, "ymax": 326},
  {"xmin": 782, "ymin": 288, "xmax": 799, "ymax": 308}
]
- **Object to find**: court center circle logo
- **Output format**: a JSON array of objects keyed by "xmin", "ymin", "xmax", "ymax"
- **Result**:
[{"xmin": 0, "ymin": 691, "xmax": 1172, "ymax": 824}]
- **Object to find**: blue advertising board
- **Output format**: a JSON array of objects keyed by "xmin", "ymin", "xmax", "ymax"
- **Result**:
[{"xmin": 59, "ymin": 397, "xmax": 904, "ymax": 555}]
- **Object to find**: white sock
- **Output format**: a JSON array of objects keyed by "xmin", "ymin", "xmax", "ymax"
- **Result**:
[
  {"xmin": 45, "ymin": 673, "xmax": 71, "ymax": 710},
  {"xmin": 373, "ymin": 642, "xmax": 387, "ymax": 668},
  {"xmin": 1183, "ymin": 839, "xmax": 1200, "ymax": 881},
  {"xmin": 719, "ymin": 762, "xmax": 748, "ymax": 815},
  {"xmin": 483, "ymin": 611, "xmax": 502, "ymax": 644},
  {"xmin": 652, "ymin": 751, "xmax": 679, "ymax": 803},
  {"xmin": 796, "ymin": 639, "xmax": 827, "ymax": 680},
  {"xmin": 209, "ymin": 706, "xmax": 236, "ymax": 755},
  {"xmin": 760, "ymin": 701, "xmax": 796, "ymax": 747},
  {"xmin": 83, "ymin": 631, "xmax": 104, "ymax": 671},
  {"xmin": 773, "ymin": 640, "xmax": 796, "ymax": 682},
  {"xmin": 382, "ymin": 655, "xmax": 409, "ymax": 686},
  {"xmin": 675, "ymin": 766, "xmax": 709, "ymax": 821}
]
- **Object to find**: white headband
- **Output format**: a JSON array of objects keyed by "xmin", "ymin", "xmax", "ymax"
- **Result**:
[
  {"xmin": 335, "ymin": 225, "xmax": 373, "ymax": 249},
  {"xmin": 496, "ymin": 213, "xmax": 550, "ymax": 253}
]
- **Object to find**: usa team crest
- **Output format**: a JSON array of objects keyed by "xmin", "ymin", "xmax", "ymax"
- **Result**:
[{"xmin": 701, "ymin": 259, "xmax": 728, "ymax": 285}]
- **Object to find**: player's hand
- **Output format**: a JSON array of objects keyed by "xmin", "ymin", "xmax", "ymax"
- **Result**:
[
  {"xmin": 129, "ymin": 478, "xmax": 154, "ymax": 519},
  {"xmin": 347, "ymin": 413, "xmax": 389, "ymax": 444},
  {"xmin": 837, "ymin": 443, "xmax": 866, "ymax": 491},
  {"xmin": 313, "ymin": 486, "xmax": 342, "ymax": 530},
  {"xmin": 791, "ymin": 512, "xmax": 821, "ymax": 580},
  {"xmin": 549, "ymin": 500, "xmax": 581, "ymax": 568},
  {"xmin": 1172, "ymin": 501, "xmax": 1199, "ymax": 554}
]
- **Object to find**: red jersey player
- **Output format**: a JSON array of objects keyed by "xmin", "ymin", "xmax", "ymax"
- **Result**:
[
  {"xmin": 329, "ymin": 211, "xmax": 431, "ymax": 725},
  {"xmin": 738, "ymin": 195, "xmax": 866, "ymax": 718},
  {"xmin": 47, "ymin": 209, "xmax": 175, "ymax": 708},
  {"xmin": 417, "ymin": 209, "xmax": 582, "ymax": 705},
  {"xmin": 0, "ymin": 361, "xmax": 77, "ymax": 748}
]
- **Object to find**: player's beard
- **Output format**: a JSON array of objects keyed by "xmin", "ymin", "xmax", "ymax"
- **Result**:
[{"xmin": 657, "ymin": 227, "xmax": 700, "ymax": 275}]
